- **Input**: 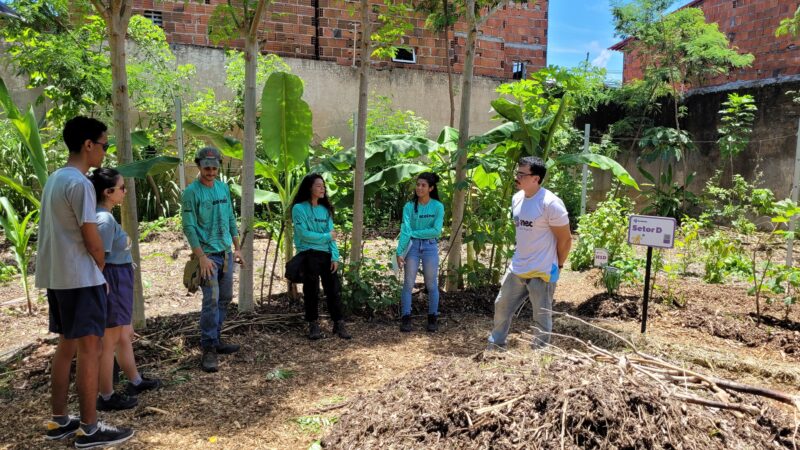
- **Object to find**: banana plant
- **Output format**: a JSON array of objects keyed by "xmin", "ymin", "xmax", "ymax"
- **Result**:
[
  {"xmin": 0, "ymin": 197, "xmax": 38, "ymax": 315},
  {"xmin": 473, "ymin": 101, "xmax": 639, "ymax": 190},
  {"xmin": 185, "ymin": 72, "xmax": 312, "ymax": 264},
  {"xmin": 0, "ymin": 77, "xmax": 48, "ymax": 208}
]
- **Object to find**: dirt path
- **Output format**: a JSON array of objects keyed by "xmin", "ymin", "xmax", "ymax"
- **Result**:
[{"xmin": 1, "ymin": 234, "xmax": 799, "ymax": 448}]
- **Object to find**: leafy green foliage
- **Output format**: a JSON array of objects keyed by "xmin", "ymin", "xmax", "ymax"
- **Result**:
[
  {"xmin": 571, "ymin": 195, "xmax": 635, "ymax": 271},
  {"xmin": 340, "ymin": 257, "xmax": 401, "ymax": 316},
  {"xmin": 261, "ymin": 72, "xmax": 312, "ymax": 170},
  {"xmin": 701, "ymin": 171, "xmax": 775, "ymax": 232},
  {"xmin": 613, "ymin": 2, "xmax": 754, "ymax": 89},
  {"xmin": 1, "ymin": 9, "xmax": 194, "ymax": 126},
  {"xmin": 674, "ymin": 216, "xmax": 706, "ymax": 275},
  {"xmin": 0, "ymin": 77, "xmax": 48, "ymax": 212},
  {"xmin": 370, "ymin": 1, "xmax": 415, "ymax": 60},
  {"xmin": 775, "ymin": 5, "xmax": 800, "ymax": 37},
  {"xmin": 0, "ymin": 197, "xmax": 38, "ymax": 314},
  {"xmin": 700, "ymin": 231, "xmax": 737, "ymax": 284},
  {"xmin": 265, "ymin": 368, "xmax": 295, "ymax": 381},
  {"xmin": 294, "ymin": 415, "xmax": 338, "ymax": 434},
  {"xmin": 0, "ymin": 263, "xmax": 18, "ymax": 284},
  {"xmin": 349, "ymin": 95, "xmax": 429, "ymax": 141},
  {"xmin": 717, "ymin": 93, "xmax": 757, "ymax": 173}
]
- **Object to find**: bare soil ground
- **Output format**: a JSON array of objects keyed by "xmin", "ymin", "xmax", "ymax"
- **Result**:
[{"xmin": 0, "ymin": 233, "xmax": 798, "ymax": 449}]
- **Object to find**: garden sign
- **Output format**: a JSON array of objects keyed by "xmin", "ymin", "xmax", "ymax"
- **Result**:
[{"xmin": 627, "ymin": 215, "xmax": 676, "ymax": 333}]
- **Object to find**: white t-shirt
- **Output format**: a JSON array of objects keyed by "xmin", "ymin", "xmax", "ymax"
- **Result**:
[
  {"xmin": 34, "ymin": 167, "xmax": 105, "ymax": 290},
  {"xmin": 509, "ymin": 187, "xmax": 569, "ymax": 282}
]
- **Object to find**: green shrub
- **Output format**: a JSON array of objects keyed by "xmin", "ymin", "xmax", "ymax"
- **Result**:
[
  {"xmin": 340, "ymin": 256, "xmax": 401, "ymax": 316},
  {"xmin": 701, "ymin": 231, "xmax": 737, "ymax": 284},
  {"xmin": 571, "ymin": 195, "xmax": 634, "ymax": 271}
]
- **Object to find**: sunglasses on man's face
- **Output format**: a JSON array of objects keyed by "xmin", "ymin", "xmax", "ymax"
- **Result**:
[{"xmin": 93, "ymin": 141, "xmax": 111, "ymax": 152}]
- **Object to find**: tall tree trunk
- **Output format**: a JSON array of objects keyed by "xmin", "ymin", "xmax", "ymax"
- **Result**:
[
  {"xmin": 104, "ymin": 0, "xmax": 145, "ymax": 328},
  {"xmin": 445, "ymin": 0, "xmax": 476, "ymax": 291},
  {"xmin": 238, "ymin": 32, "xmax": 258, "ymax": 312},
  {"xmin": 350, "ymin": 0, "xmax": 371, "ymax": 264},
  {"xmin": 443, "ymin": 0, "xmax": 455, "ymax": 127},
  {"xmin": 237, "ymin": 0, "xmax": 267, "ymax": 311}
]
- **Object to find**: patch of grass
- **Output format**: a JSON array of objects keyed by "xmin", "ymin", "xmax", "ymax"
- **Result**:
[
  {"xmin": 293, "ymin": 416, "xmax": 338, "ymax": 434},
  {"xmin": 265, "ymin": 368, "xmax": 295, "ymax": 381},
  {"xmin": 315, "ymin": 395, "xmax": 345, "ymax": 408}
]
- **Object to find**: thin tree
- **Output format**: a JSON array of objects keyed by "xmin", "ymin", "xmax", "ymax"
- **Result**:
[
  {"xmin": 207, "ymin": 0, "xmax": 270, "ymax": 311},
  {"xmin": 89, "ymin": 0, "xmax": 147, "ymax": 328},
  {"xmin": 350, "ymin": 0, "xmax": 412, "ymax": 264},
  {"xmin": 445, "ymin": 0, "xmax": 511, "ymax": 291}
]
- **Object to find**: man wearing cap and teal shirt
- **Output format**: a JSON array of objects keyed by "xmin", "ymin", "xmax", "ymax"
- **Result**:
[{"xmin": 182, "ymin": 146, "xmax": 244, "ymax": 372}]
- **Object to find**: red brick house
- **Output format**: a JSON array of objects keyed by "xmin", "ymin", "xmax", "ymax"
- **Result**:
[
  {"xmin": 610, "ymin": 0, "xmax": 800, "ymax": 87},
  {"xmin": 133, "ymin": 0, "xmax": 549, "ymax": 80}
]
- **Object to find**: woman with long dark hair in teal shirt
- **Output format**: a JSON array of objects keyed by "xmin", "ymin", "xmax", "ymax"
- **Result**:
[
  {"xmin": 397, "ymin": 172, "xmax": 445, "ymax": 332},
  {"xmin": 291, "ymin": 173, "xmax": 351, "ymax": 340}
]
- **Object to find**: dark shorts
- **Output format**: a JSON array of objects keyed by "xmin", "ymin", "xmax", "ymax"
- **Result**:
[
  {"xmin": 103, "ymin": 263, "xmax": 134, "ymax": 328},
  {"xmin": 47, "ymin": 285, "xmax": 107, "ymax": 339}
]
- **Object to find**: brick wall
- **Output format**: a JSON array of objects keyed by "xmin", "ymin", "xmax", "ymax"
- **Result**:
[
  {"xmin": 614, "ymin": 0, "xmax": 800, "ymax": 86},
  {"xmin": 133, "ymin": 0, "xmax": 548, "ymax": 79}
]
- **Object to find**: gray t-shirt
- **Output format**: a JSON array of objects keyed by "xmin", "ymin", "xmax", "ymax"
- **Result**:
[
  {"xmin": 34, "ymin": 167, "xmax": 105, "ymax": 290},
  {"xmin": 96, "ymin": 207, "xmax": 133, "ymax": 265}
]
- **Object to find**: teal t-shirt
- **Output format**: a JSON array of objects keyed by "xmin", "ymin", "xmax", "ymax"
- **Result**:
[
  {"xmin": 181, "ymin": 179, "xmax": 238, "ymax": 254},
  {"xmin": 396, "ymin": 199, "xmax": 445, "ymax": 256},
  {"xmin": 292, "ymin": 202, "xmax": 340, "ymax": 261}
]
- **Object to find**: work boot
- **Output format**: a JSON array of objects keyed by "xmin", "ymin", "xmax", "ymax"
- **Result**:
[
  {"xmin": 215, "ymin": 341, "xmax": 240, "ymax": 355},
  {"xmin": 333, "ymin": 320, "xmax": 352, "ymax": 340},
  {"xmin": 427, "ymin": 314, "xmax": 438, "ymax": 332},
  {"xmin": 201, "ymin": 347, "xmax": 218, "ymax": 373},
  {"xmin": 400, "ymin": 315, "xmax": 412, "ymax": 332},
  {"xmin": 308, "ymin": 321, "xmax": 322, "ymax": 340}
]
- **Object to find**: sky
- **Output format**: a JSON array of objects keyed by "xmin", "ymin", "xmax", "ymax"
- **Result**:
[{"xmin": 547, "ymin": 0, "xmax": 626, "ymax": 83}]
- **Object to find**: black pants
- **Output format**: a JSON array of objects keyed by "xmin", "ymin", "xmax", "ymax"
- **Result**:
[{"xmin": 301, "ymin": 250, "xmax": 344, "ymax": 323}]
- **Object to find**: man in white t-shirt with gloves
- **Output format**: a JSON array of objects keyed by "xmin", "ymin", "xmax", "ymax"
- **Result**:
[{"xmin": 488, "ymin": 156, "xmax": 572, "ymax": 350}]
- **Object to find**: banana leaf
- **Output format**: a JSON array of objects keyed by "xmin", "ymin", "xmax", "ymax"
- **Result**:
[
  {"xmin": 116, "ymin": 156, "xmax": 181, "ymax": 179},
  {"xmin": 555, "ymin": 153, "xmax": 640, "ymax": 190}
]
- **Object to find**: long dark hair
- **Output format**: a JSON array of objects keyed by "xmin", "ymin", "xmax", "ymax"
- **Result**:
[
  {"xmin": 291, "ymin": 173, "xmax": 334, "ymax": 217},
  {"xmin": 88, "ymin": 167, "xmax": 121, "ymax": 204},
  {"xmin": 413, "ymin": 172, "xmax": 440, "ymax": 212}
]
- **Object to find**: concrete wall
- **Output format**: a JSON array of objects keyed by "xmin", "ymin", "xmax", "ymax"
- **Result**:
[
  {"xmin": 173, "ymin": 44, "xmax": 506, "ymax": 146},
  {"xmin": 588, "ymin": 77, "xmax": 800, "ymax": 205}
]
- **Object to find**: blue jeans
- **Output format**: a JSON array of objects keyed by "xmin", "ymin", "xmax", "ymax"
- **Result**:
[
  {"xmin": 401, "ymin": 238, "xmax": 439, "ymax": 316},
  {"xmin": 200, "ymin": 252, "xmax": 234, "ymax": 349},
  {"xmin": 488, "ymin": 270, "xmax": 556, "ymax": 348}
]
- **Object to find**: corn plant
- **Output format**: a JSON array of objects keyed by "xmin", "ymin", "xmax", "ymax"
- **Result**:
[{"xmin": 0, "ymin": 197, "xmax": 38, "ymax": 314}]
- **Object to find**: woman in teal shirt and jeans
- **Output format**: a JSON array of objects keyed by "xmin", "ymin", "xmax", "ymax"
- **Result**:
[
  {"xmin": 291, "ymin": 173, "xmax": 351, "ymax": 341},
  {"xmin": 397, "ymin": 172, "xmax": 444, "ymax": 332}
]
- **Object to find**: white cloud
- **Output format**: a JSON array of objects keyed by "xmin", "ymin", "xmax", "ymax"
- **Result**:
[{"xmin": 592, "ymin": 49, "xmax": 613, "ymax": 68}]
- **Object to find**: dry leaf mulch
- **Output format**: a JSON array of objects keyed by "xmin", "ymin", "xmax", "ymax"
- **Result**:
[{"xmin": 322, "ymin": 354, "xmax": 798, "ymax": 449}]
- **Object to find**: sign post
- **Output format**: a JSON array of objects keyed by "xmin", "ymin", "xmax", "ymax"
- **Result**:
[{"xmin": 627, "ymin": 215, "xmax": 676, "ymax": 333}]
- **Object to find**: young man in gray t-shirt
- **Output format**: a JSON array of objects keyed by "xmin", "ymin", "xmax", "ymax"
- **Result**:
[{"xmin": 35, "ymin": 116, "xmax": 134, "ymax": 447}]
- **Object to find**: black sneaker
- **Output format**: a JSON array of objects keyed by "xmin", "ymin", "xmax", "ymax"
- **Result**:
[
  {"xmin": 44, "ymin": 415, "xmax": 80, "ymax": 441},
  {"xmin": 201, "ymin": 347, "xmax": 218, "ymax": 373},
  {"xmin": 400, "ymin": 315, "xmax": 412, "ymax": 333},
  {"xmin": 75, "ymin": 422, "xmax": 134, "ymax": 449},
  {"xmin": 96, "ymin": 392, "xmax": 138, "ymax": 412},
  {"xmin": 308, "ymin": 321, "xmax": 321, "ymax": 340},
  {"xmin": 427, "ymin": 314, "xmax": 438, "ymax": 332},
  {"xmin": 332, "ymin": 321, "xmax": 352, "ymax": 339},
  {"xmin": 215, "ymin": 341, "xmax": 240, "ymax": 354},
  {"xmin": 125, "ymin": 376, "xmax": 162, "ymax": 396}
]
